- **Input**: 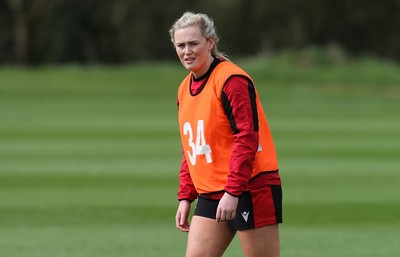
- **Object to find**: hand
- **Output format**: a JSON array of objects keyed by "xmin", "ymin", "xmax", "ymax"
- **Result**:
[
  {"xmin": 216, "ymin": 192, "xmax": 238, "ymax": 223},
  {"xmin": 175, "ymin": 200, "xmax": 191, "ymax": 232}
]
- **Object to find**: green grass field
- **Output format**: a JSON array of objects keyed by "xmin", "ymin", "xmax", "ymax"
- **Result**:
[{"xmin": 0, "ymin": 54, "xmax": 399, "ymax": 257}]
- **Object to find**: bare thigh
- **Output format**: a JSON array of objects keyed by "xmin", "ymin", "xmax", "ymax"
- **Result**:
[
  {"xmin": 185, "ymin": 216, "xmax": 236, "ymax": 257},
  {"xmin": 238, "ymin": 224, "xmax": 280, "ymax": 257}
]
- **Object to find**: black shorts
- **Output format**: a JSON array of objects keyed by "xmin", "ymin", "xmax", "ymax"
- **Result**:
[{"xmin": 193, "ymin": 185, "xmax": 282, "ymax": 230}]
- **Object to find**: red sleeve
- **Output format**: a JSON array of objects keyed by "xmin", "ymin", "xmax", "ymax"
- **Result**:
[
  {"xmin": 223, "ymin": 76, "xmax": 259, "ymax": 197},
  {"xmin": 177, "ymin": 149, "xmax": 198, "ymax": 202}
]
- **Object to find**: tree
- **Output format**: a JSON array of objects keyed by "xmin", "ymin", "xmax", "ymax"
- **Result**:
[{"xmin": 8, "ymin": 0, "xmax": 48, "ymax": 64}]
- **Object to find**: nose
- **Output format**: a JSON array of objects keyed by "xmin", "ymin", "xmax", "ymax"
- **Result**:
[{"xmin": 184, "ymin": 45, "xmax": 192, "ymax": 55}]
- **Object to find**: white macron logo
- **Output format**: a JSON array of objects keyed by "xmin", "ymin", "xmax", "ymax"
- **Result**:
[{"xmin": 241, "ymin": 211, "xmax": 250, "ymax": 222}]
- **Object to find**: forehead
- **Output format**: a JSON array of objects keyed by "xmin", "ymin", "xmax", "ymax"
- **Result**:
[{"xmin": 174, "ymin": 25, "xmax": 204, "ymax": 43}]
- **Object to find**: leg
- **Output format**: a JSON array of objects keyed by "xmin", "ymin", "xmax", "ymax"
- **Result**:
[
  {"xmin": 185, "ymin": 216, "xmax": 236, "ymax": 257},
  {"xmin": 238, "ymin": 224, "xmax": 280, "ymax": 257}
]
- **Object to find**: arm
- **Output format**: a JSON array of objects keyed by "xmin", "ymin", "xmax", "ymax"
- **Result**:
[
  {"xmin": 216, "ymin": 75, "xmax": 259, "ymax": 222},
  {"xmin": 223, "ymin": 75, "xmax": 259, "ymax": 196},
  {"xmin": 177, "ymin": 150, "xmax": 198, "ymax": 202},
  {"xmin": 176, "ymin": 150, "xmax": 198, "ymax": 231}
]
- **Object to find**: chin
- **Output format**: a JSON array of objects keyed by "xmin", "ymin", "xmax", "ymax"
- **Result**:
[{"xmin": 185, "ymin": 64, "xmax": 198, "ymax": 72}]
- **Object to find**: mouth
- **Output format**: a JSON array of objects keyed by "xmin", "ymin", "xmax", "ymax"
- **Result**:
[{"xmin": 184, "ymin": 57, "xmax": 195, "ymax": 64}]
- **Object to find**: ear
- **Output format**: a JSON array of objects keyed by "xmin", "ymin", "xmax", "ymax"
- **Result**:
[{"xmin": 208, "ymin": 36, "xmax": 216, "ymax": 50}]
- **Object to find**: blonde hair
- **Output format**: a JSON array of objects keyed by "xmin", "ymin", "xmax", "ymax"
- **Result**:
[{"xmin": 169, "ymin": 11, "xmax": 229, "ymax": 61}]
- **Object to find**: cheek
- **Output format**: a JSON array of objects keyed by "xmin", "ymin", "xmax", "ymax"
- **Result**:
[
  {"xmin": 198, "ymin": 45, "xmax": 209, "ymax": 55},
  {"xmin": 175, "ymin": 49, "xmax": 183, "ymax": 58}
]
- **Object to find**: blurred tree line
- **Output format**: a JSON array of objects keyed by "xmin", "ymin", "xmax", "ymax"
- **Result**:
[{"xmin": 0, "ymin": 0, "xmax": 399, "ymax": 65}]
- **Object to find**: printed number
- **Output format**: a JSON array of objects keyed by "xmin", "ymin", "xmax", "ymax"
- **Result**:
[{"xmin": 183, "ymin": 120, "xmax": 212, "ymax": 165}]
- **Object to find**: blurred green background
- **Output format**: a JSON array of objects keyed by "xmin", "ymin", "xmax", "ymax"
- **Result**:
[{"xmin": 1, "ymin": 1, "xmax": 400, "ymax": 257}]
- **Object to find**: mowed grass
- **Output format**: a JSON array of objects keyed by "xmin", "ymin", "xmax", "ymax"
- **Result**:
[{"xmin": 0, "ymin": 56, "xmax": 399, "ymax": 257}]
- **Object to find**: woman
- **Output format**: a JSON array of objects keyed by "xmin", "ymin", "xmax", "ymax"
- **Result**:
[{"xmin": 170, "ymin": 12, "xmax": 282, "ymax": 257}]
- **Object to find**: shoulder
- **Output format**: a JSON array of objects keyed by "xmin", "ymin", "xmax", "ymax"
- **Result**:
[
  {"xmin": 214, "ymin": 61, "xmax": 252, "ymax": 82},
  {"xmin": 177, "ymin": 73, "xmax": 192, "ymax": 101},
  {"xmin": 178, "ymin": 73, "xmax": 191, "ymax": 90}
]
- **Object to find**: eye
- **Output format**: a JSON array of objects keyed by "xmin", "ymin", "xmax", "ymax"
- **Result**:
[{"xmin": 176, "ymin": 43, "xmax": 185, "ymax": 49}]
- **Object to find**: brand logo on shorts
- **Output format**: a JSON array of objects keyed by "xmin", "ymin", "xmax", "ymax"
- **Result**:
[{"xmin": 241, "ymin": 211, "xmax": 250, "ymax": 222}]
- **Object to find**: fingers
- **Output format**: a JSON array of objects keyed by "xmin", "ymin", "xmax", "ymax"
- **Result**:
[
  {"xmin": 180, "ymin": 213, "xmax": 185, "ymax": 226},
  {"xmin": 175, "ymin": 212, "xmax": 181, "ymax": 228},
  {"xmin": 177, "ymin": 223, "xmax": 190, "ymax": 232},
  {"xmin": 216, "ymin": 209, "xmax": 236, "ymax": 223},
  {"xmin": 229, "ymin": 211, "xmax": 236, "ymax": 221},
  {"xmin": 176, "ymin": 214, "xmax": 190, "ymax": 232}
]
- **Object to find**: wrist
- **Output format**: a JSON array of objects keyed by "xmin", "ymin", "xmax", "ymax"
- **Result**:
[{"xmin": 224, "ymin": 190, "xmax": 240, "ymax": 198}]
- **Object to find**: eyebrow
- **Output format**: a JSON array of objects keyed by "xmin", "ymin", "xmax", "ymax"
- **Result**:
[{"xmin": 175, "ymin": 40, "xmax": 199, "ymax": 45}]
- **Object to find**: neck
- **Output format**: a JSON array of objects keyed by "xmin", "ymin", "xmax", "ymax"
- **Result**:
[{"xmin": 192, "ymin": 55, "xmax": 215, "ymax": 78}]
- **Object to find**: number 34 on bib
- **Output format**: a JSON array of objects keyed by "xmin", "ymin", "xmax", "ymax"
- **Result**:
[{"xmin": 183, "ymin": 120, "xmax": 212, "ymax": 166}]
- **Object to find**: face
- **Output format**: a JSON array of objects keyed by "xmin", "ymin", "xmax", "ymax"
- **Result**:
[{"xmin": 173, "ymin": 25, "xmax": 215, "ymax": 78}]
